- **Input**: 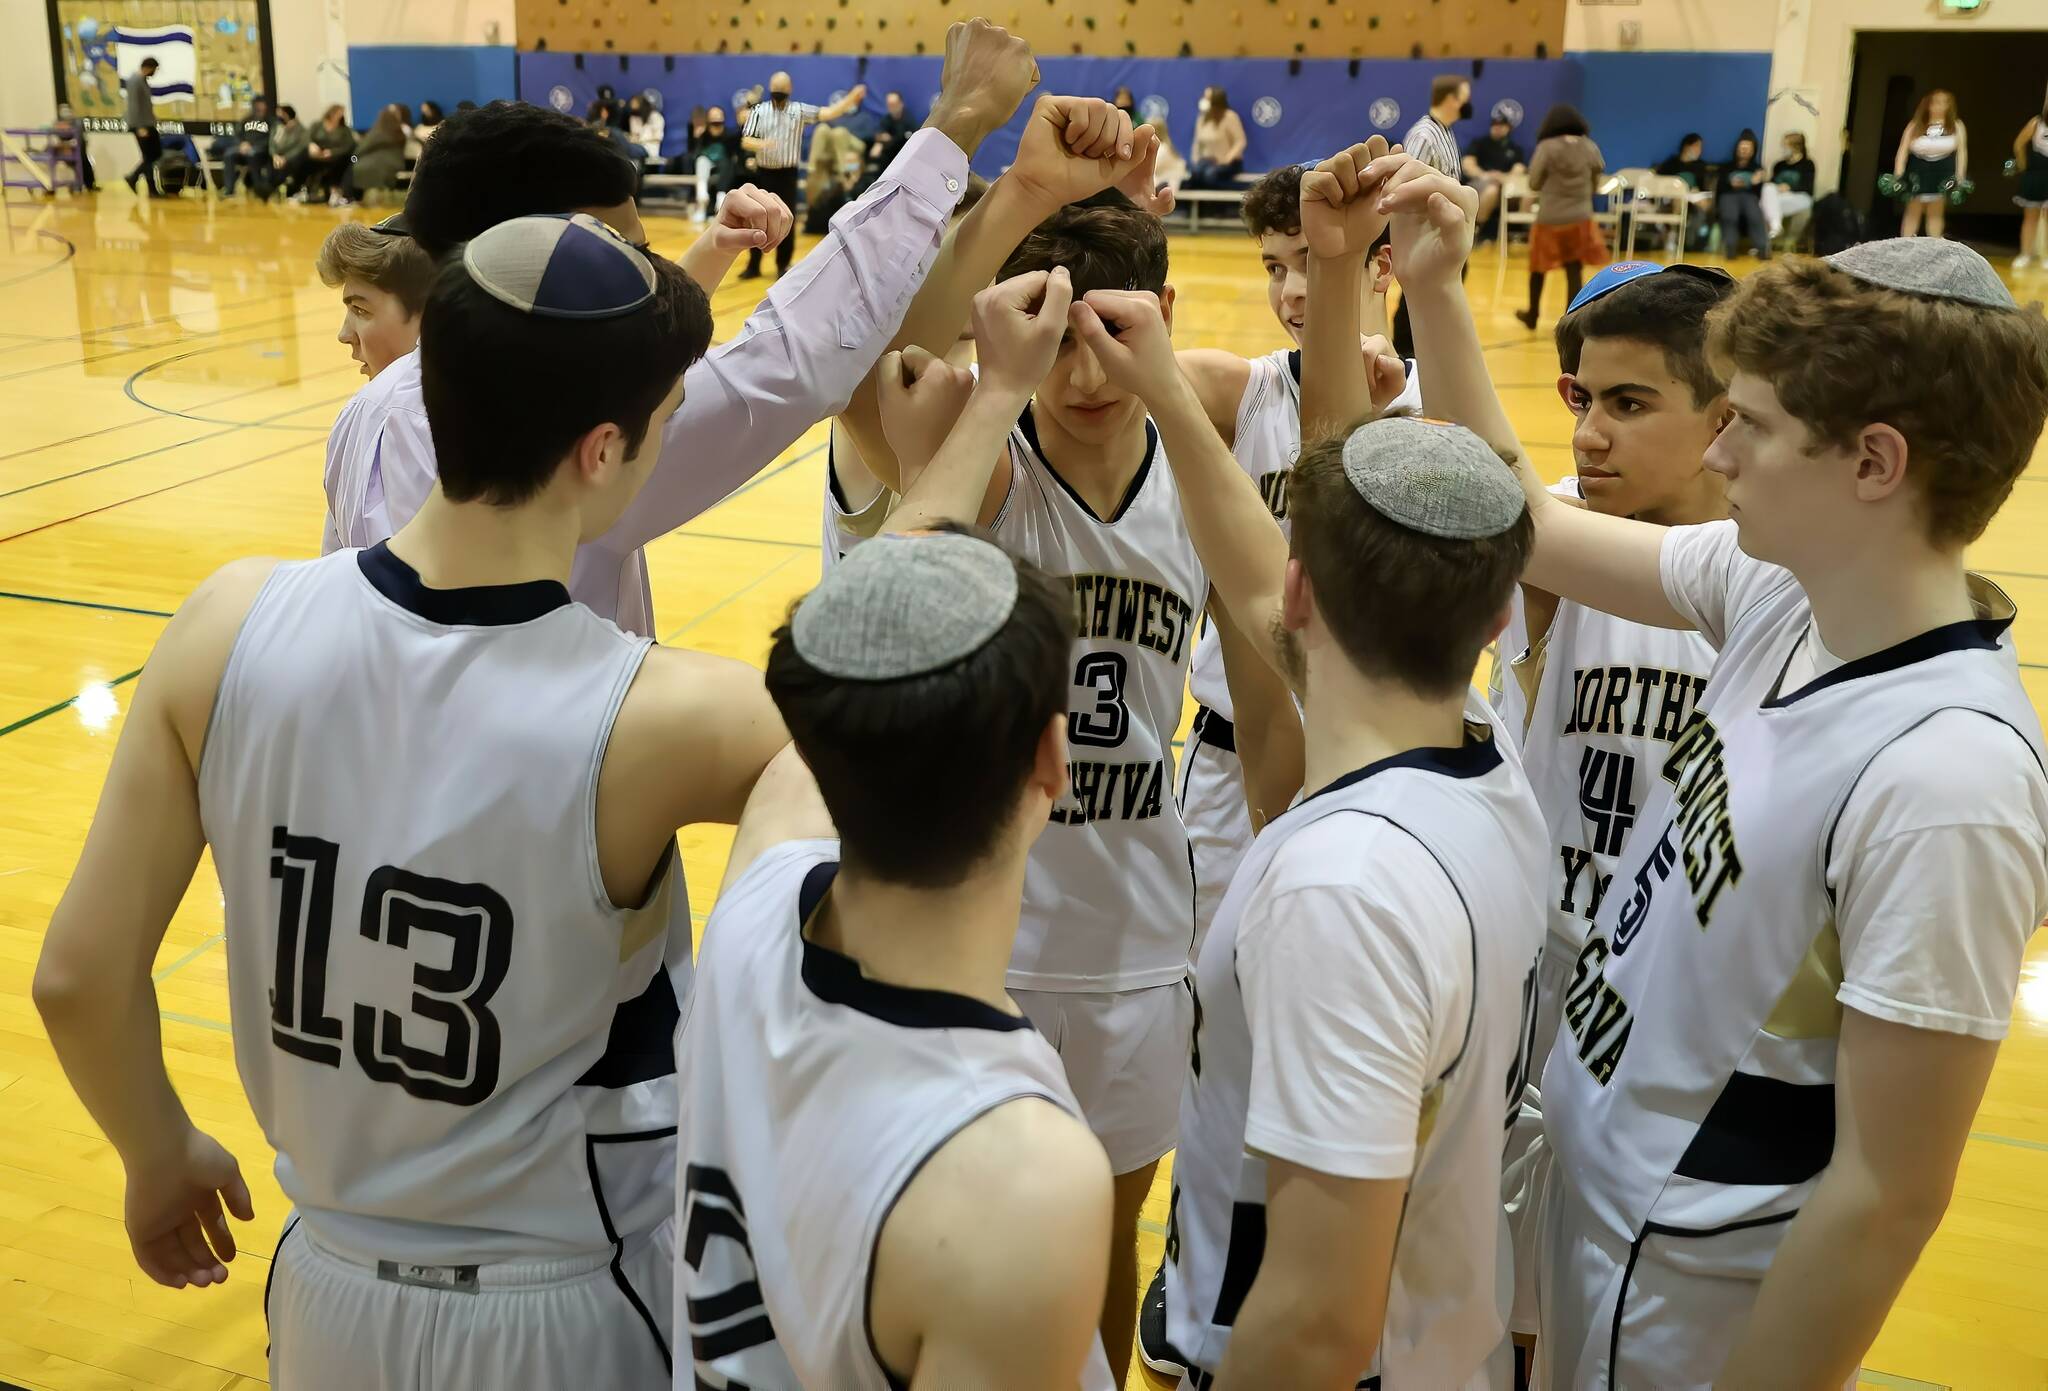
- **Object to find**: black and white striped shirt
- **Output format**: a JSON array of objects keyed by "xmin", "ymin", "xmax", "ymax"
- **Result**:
[
  {"xmin": 1402, "ymin": 114, "xmax": 1461, "ymax": 177},
  {"xmin": 743, "ymin": 98, "xmax": 820, "ymax": 169}
]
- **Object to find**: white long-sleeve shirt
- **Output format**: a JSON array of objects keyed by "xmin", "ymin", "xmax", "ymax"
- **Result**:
[{"xmin": 322, "ymin": 126, "xmax": 969, "ymax": 635}]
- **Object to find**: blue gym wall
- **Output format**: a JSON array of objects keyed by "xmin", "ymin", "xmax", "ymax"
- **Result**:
[
  {"xmin": 1569, "ymin": 51, "xmax": 1774, "ymax": 172},
  {"xmin": 347, "ymin": 46, "xmax": 518, "ymax": 129}
]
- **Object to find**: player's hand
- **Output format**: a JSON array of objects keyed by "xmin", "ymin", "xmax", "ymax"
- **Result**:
[
  {"xmin": 712, "ymin": 183, "xmax": 793, "ymax": 250},
  {"xmin": 879, "ymin": 346, "xmax": 977, "ymax": 479},
  {"xmin": 1376, "ymin": 157, "xmax": 1479, "ymax": 291},
  {"xmin": 972, "ymin": 267, "xmax": 1074, "ymax": 399},
  {"xmin": 1116, "ymin": 136, "xmax": 1178, "ymax": 218},
  {"xmin": 124, "ymin": 1128, "xmax": 255, "ymax": 1289},
  {"xmin": 848, "ymin": 83, "xmax": 869, "ymax": 104},
  {"xmin": 1068, "ymin": 289, "xmax": 1180, "ymax": 405},
  {"xmin": 1299, "ymin": 138, "xmax": 1401, "ymax": 262},
  {"xmin": 1360, "ymin": 333, "xmax": 1408, "ymax": 415},
  {"xmin": 928, "ymin": 19, "xmax": 1038, "ymax": 151},
  {"xmin": 1007, "ymin": 96, "xmax": 1150, "ymax": 215}
]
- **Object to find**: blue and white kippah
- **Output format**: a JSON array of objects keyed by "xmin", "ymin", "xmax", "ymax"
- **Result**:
[{"xmin": 462, "ymin": 212, "xmax": 656, "ymax": 319}]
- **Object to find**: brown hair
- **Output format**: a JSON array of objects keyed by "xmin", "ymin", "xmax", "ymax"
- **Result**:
[
  {"xmin": 1708, "ymin": 257, "xmax": 2048, "ymax": 547},
  {"xmin": 1241, "ymin": 163, "xmax": 1306, "ymax": 239},
  {"xmin": 1288, "ymin": 430, "xmax": 1534, "ymax": 698},
  {"xmin": 998, "ymin": 193, "xmax": 1167, "ymax": 296},
  {"xmin": 1431, "ymin": 74, "xmax": 1468, "ymax": 109},
  {"xmin": 1910, "ymin": 89, "xmax": 1958, "ymax": 134},
  {"xmin": 316, "ymin": 222, "xmax": 439, "ymax": 316}
]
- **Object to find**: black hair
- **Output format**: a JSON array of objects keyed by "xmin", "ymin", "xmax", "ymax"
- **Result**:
[
  {"xmin": 139, "ymin": 57, "xmax": 159, "ymax": 72},
  {"xmin": 1678, "ymin": 131, "xmax": 1702, "ymax": 151},
  {"xmin": 1730, "ymin": 127, "xmax": 1761, "ymax": 168},
  {"xmin": 1537, "ymin": 104, "xmax": 1589, "ymax": 140},
  {"xmin": 418, "ymin": 100, "xmax": 444, "ymax": 125},
  {"xmin": 456, "ymin": 100, "xmax": 478, "ymax": 112},
  {"xmin": 1555, "ymin": 271, "xmax": 1736, "ymax": 409},
  {"xmin": 278, "ymin": 104, "xmax": 297, "ymax": 121},
  {"xmin": 999, "ymin": 190, "xmax": 1168, "ymax": 297},
  {"xmin": 764, "ymin": 529, "xmax": 1073, "ymax": 888},
  {"xmin": 419, "ymin": 250, "xmax": 711, "ymax": 506},
  {"xmin": 404, "ymin": 101, "xmax": 639, "ymax": 257}
]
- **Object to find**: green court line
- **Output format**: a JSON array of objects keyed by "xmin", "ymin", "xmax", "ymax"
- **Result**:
[
  {"xmin": 678, "ymin": 530, "xmax": 820, "ymax": 552},
  {"xmin": 1969, "ymin": 1129, "xmax": 2048, "ymax": 1154},
  {"xmin": 660, "ymin": 553, "xmax": 803, "ymax": 645},
  {"xmin": 1856, "ymin": 1370, "xmax": 1947, "ymax": 1390},
  {"xmin": 158, "ymin": 1010, "xmax": 232, "ymax": 1034},
  {"xmin": 0, "ymin": 667, "xmax": 141, "ymax": 739},
  {"xmin": 0, "ymin": 589, "xmax": 173, "ymax": 618},
  {"xmin": 152, "ymin": 932, "xmax": 224, "ymax": 983}
]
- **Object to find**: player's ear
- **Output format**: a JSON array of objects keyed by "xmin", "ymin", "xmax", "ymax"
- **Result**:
[
  {"xmin": 1852, "ymin": 420, "xmax": 1911, "ymax": 506},
  {"xmin": 1281, "ymin": 557, "xmax": 1313, "ymax": 635},
  {"xmin": 1555, "ymin": 373, "xmax": 1580, "ymax": 412},
  {"xmin": 1032, "ymin": 714, "xmax": 1070, "ymax": 804},
  {"xmin": 1158, "ymin": 284, "xmax": 1176, "ymax": 333},
  {"xmin": 571, "ymin": 419, "xmax": 624, "ymax": 488},
  {"xmin": 1369, "ymin": 246, "xmax": 1394, "ymax": 295}
]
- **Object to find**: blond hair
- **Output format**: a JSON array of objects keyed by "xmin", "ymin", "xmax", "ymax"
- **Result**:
[{"xmin": 315, "ymin": 223, "xmax": 437, "ymax": 316}]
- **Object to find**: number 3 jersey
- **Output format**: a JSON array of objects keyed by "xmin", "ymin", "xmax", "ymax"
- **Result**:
[
  {"xmin": 199, "ymin": 543, "xmax": 691, "ymax": 1267},
  {"xmin": 675, "ymin": 840, "xmax": 1115, "ymax": 1391},
  {"xmin": 991, "ymin": 407, "xmax": 1208, "ymax": 991}
]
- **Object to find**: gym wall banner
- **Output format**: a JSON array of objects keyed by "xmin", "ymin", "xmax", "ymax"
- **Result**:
[{"xmin": 47, "ymin": 0, "xmax": 278, "ymax": 136}]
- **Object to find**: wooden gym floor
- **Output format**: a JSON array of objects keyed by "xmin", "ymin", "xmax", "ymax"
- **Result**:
[{"xmin": 0, "ymin": 191, "xmax": 2044, "ymax": 1391}]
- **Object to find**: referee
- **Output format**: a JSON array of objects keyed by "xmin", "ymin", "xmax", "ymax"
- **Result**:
[
  {"xmin": 740, "ymin": 72, "xmax": 868, "ymax": 279},
  {"xmin": 1392, "ymin": 73, "xmax": 1471, "ymax": 355}
]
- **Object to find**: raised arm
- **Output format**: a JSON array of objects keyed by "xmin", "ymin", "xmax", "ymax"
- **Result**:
[
  {"xmin": 1377, "ymin": 158, "xmax": 1684, "ymax": 629},
  {"xmin": 35, "ymin": 559, "xmax": 273, "ymax": 1291},
  {"xmin": 1955, "ymin": 121, "xmax": 1968, "ymax": 185},
  {"xmin": 675, "ymin": 184, "xmax": 795, "ymax": 294},
  {"xmin": 719, "ymin": 740, "xmax": 833, "ymax": 896},
  {"xmin": 1212, "ymin": 599, "xmax": 1304, "ymax": 827},
  {"xmin": 1297, "ymin": 140, "xmax": 1397, "ymax": 439},
  {"xmin": 817, "ymin": 83, "xmax": 869, "ymax": 123}
]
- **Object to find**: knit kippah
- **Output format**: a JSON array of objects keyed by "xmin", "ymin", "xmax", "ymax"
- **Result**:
[
  {"xmin": 1825, "ymin": 238, "xmax": 2016, "ymax": 311},
  {"xmin": 791, "ymin": 532, "xmax": 1021, "ymax": 680},
  {"xmin": 1339, "ymin": 415, "xmax": 1525, "ymax": 539}
]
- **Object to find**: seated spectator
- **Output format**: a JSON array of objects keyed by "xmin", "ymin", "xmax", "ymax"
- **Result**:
[
  {"xmin": 415, "ymin": 100, "xmax": 446, "ymax": 144},
  {"xmin": 1717, "ymin": 127, "xmax": 1769, "ymax": 259},
  {"xmin": 806, "ymin": 152, "xmax": 862, "ymax": 233},
  {"xmin": 1188, "ymin": 85, "xmax": 1248, "ymax": 189},
  {"xmin": 1464, "ymin": 112, "xmax": 1527, "ymax": 236},
  {"xmin": 50, "ymin": 102, "xmax": 95, "ymax": 190},
  {"xmin": 314, "ymin": 217, "xmax": 436, "ymax": 380},
  {"xmin": 1517, "ymin": 103, "xmax": 1608, "ymax": 330},
  {"xmin": 806, "ymin": 120, "xmax": 864, "ymax": 212},
  {"xmin": 296, "ymin": 104, "xmax": 356, "ymax": 202},
  {"xmin": 207, "ymin": 95, "xmax": 272, "ymax": 198},
  {"xmin": 859, "ymin": 91, "xmax": 914, "ymax": 192},
  {"xmin": 1766, "ymin": 130, "xmax": 1817, "ymax": 248},
  {"xmin": 335, "ymin": 104, "xmax": 407, "ymax": 206},
  {"xmin": 586, "ymin": 101, "xmax": 647, "ymax": 195},
  {"xmin": 684, "ymin": 105, "xmax": 739, "ymax": 220},
  {"xmin": 1654, "ymin": 131, "xmax": 1718, "ymax": 249},
  {"xmin": 1112, "ymin": 85, "xmax": 1138, "ymax": 121},
  {"xmin": 1148, "ymin": 118, "xmax": 1188, "ymax": 194},
  {"xmin": 627, "ymin": 95, "xmax": 665, "ymax": 162},
  {"xmin": 270, "ymin": 104, "xmax": 309, "ymax": 195}
]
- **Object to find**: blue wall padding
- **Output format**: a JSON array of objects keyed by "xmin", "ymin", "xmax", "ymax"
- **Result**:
[
  {"xmin": 346, "ymin": 45, "xmax": 520, "ymax": 130},
  {"xmin": 1568, "ymin": 51, "xmax": 1774, "ymax": 172}
]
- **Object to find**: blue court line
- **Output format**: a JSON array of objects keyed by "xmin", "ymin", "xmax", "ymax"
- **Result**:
[
  {"xmin": 0, "ymin": 589, "xmax": 173, "ymax": 618},
  {"xmin": 153, "ymin": 932, "xmax": 224, "ymax": 983},
  {"xmin": 0, "ymin": 667, "xmax": 142, "ymax": 739}
]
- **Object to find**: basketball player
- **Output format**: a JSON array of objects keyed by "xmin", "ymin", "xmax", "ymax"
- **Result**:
[
  {"xmin": 1384, "ymin": 152, "xmax": 2048, "ymax": 1387},
  {"xmin": 1049, "ymin": 146, "xmax": 1547, "ymax": 1388},
  {"xmin": 35, "ymin": 216, "xmax": 790, "ymax": 1386},
  {"xmin": 676, "ymin": 530, "xmax": 1116, "ymax": 1390},
  {"xmin": 324, "ymin": 20, "xmax": 1044, "ymax": 633},
  {"xmin": 1486, "ymin": 259, "xmax": 1733, "ymax": 1351}
]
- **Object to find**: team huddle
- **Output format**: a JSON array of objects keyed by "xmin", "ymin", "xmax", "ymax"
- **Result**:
[{"xmin": 30, "ymin": 18, "xmax": 2048, "ymax": 1391}]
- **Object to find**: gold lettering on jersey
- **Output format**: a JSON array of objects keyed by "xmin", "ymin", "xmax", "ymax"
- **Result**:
[
  {"xmin": 1258, "ymin": 469, "xmax": 1291, "ymax": 520},
  {"xmin": 1561, "ymin": 938, "xmax": 1633, "ymax": 1085},
  {"xmin": 1561, "ymin": 665, "xmax": 1707, "ymax": 745},
  {"xmin": 1067, "ymin": 574, "xmax": 1199, "ymax": 665},
  {"xmin": 1051, "ymin": 758, "xmax": 1168, "ymax": 825}
]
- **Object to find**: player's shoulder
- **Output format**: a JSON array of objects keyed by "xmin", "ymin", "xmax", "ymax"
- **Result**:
[
  {"xmin": 1174, "ymin": 348, "xmax": 1257, "ymax": 433},
  {"xmin": 1853, "ymin": 707, "xmax": 2048, "ymax": 837},
  {"xmin": 1261, "ymin": 809, "xmax": 1459, "ymax": 906},
  {"xmin": 890, "ymin": 1095, "xmax": 1110, "ymax": 1270},
  {"xmin": 619, "ymin": 644, "xmax": 775, "ymax": 744}
]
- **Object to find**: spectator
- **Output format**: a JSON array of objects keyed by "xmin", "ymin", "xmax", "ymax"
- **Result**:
[
  {"xmin": 455, "ymin": 100, "xmax": 477, "ymax": 113},
  {"xmin": 314, "ymin": 218, "xmax": 436, "ymax": 379},
  {"xmin": 1463, "ymin": 111, "xmax": 1526, "ymax": 236},
  {"xmin": 1894, "ymin": 89, "xmax": 1966, "ymax": 240},
  {"xmin": 415, "ymin": 100, "xmax": 445, "ymax": 142},
  {"xmin": 587, "ymin": 100, "xmax": 647, "ymax": 169},
  {"xmin": 805, "ymin": 120, "xmax": 864, "ymax": 218},
  {"xmin": 2013, "ymin": 95, "xmax": 2048, "ymax": 267},
  {"xmin": 1516, "ymin": 103, "xmax": 1607, "ymax": 330},
  {"xmin": 805, "ymin": 148, "xmax": 863, "ymax": 234},
  {"xmin": 297, "ymin": 104, "xmax": 356, "ymax": 202},
  {"xmin": 1717, "ymin": 128, "xmax": 1769, "ymax": 260},
  {"xmin": 1188, "ymin": 85, "xmax": 1248, "ymax": 190},
  {"xmin": 1112, "ymin": 86, "xmax": 1138, "ymax": 121},
  {"xmin": 627, "ymin": 94, "xmax": 665, "ymax": 162},
  {"xmin": 1654, "ymin": 131, "xmax": 1717, "ymax": 250},
  {"xmin": 50, "ymin": 102, "xmax": 95, "ymax": 190},
  {"xmin": 123, "ymin": 56, "xmax": 163, "ymax": 197},
  {"xmin": 1147, "ymin": 118, "xmax": 1188, "ymax": 194},
  {"xmin": 336, "ymin": 103, "xmax": 407, "ymax": 206},
  {"xmin": 270, "ymin": 104, "xmax": 309, "ymax": 194},
  {"xmin": 866, "ymin": 91, "xmax": 915, "ymax": 178},
  {"xmin": 685, "ymin": 105, "xmax": 739, "ymax": 221},
  {"xmin": 594, "ymin": 84, "xmax": 630, "ymax": 130},
  {"xmin": 1766, "ymin": 130, "xmax": 1817, "ymax": 249},
  {"xmin": 207, "ymin": 94, "xmax": 272, "ymax": 197}
]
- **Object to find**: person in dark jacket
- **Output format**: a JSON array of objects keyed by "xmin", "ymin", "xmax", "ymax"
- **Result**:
[
  {"xmin": 1717, "ymin": 128, "xmax": 1769, "ymax": 260},
  {"xmin": 336, "ymin": 104, "xmax": 407, "ymax": 205},
  {"xmin": 123, "ymin": 58, "xmax": 162, "ymax": 196},
  {"xmin": 1655, "ymin": 132, "xmax": 1716, "ymax": 250},
  {"xmin": 297, "ymin": 104, "xmax": 356, "ymax": 201},
  {"xmin": 207, "ymin": 95, "xmax": 272, "ymax": 197}
]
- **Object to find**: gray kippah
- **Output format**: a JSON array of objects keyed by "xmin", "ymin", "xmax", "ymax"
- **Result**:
[
  {"xmin": 1825, "ymin": 238, "xmax": 2016, "ymax": 310},
  {"xmin": 791, "ymin": 532, "xmax": 1021, "ymax": 680},
  {"xmin": 1340, "ymin": 415, "xmax": 1525, "ymax": 539}
]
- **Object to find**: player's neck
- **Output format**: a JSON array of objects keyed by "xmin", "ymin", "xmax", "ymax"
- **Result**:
[
  {"xmin": 1796, "ymin": 538, "xmax": 1975, "ymax": 664},
  {"xmin": 1633, "ymin": 470, "xmax": 1727, "ymax": 529},
  {"xmin": 1299, "ymin": 656, "xmax": 1472, "ymax": 795},
  {"xmin": 388, "ymin": 488, "xmax": 580, "ymax": 591},
  {"xmin": 1029, "ymin": 399, "xmax": 1150, "ymax": 518},
  {"xmin": 811, "ymin": 857, "xmax": 1027, "ymax": 1015}
]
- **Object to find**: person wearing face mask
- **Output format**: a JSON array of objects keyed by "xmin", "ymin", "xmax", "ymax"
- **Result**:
[
  {"xmin": 1187, "ymin": 86, "xmax": 1248, "ymax": 190},
  {"xmin": 738, "ymin": 71, "xmax": 869, "ymax": 279},
  {"xmin": 681, "ymin": 105, "xmax": 736, "ymax": 221},
  {"xmin": 1717, "ymin": 127, "xmax": 1769, "ymax": 261},
  {"xmin": 1767, "ymin": 131, "xmax": 1817, "ymax": 250}
]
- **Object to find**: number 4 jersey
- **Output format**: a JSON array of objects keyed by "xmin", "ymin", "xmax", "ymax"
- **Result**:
[
  {"xmin": 199, "ymin": 543, "xmax": 691, "ymax": 1267},
  {"xmin": 991, "ymin": 406, "xmax": 1208, "ymax": 991}
]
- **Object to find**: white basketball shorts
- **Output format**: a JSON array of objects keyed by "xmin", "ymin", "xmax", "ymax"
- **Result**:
[{"xmin": 1012, "ymin": 981, "xmax": 1193, "ymax": 1175}]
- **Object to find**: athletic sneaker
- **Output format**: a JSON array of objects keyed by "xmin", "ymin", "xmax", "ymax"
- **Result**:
[
  {"xmin": 1137, "ymin": 1266, "xmax": 1188, "ymax": 1378},
  {"xmin": 2018, "ymin": 255, "xmax": 2035, "ymax": 269}
]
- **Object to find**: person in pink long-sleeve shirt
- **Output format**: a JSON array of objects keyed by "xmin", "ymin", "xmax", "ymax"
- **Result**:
[{"xmin": 324, "ymin": 41, "xmax": 1035, "ymax": 635}]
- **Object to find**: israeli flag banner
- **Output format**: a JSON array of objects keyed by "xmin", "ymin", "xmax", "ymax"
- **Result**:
[{"xmin": 112, "ymin": 25, "xmax": 198, "ymax": 103}]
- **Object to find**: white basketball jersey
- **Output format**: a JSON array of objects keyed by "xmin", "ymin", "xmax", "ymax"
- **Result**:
[
  {"xmin": 1546, "ymin": 568, "xmax": 2045, "ymax": 1252},
  {"xmin": 675, "ymin": 840, "xmax": 1116, "ymax": 1391},
  {"xmin": 199, "ymin": 544, "xmax": 691, "ymax": 1267},
  {"xmin": 821, "ymin": 428, "xmax": 892, "ymax": 574},
  {"xmin": 1166, "ymin": 694, "xmax": 1548, "ymax": 1386},
  {"xmin": 992, "ymin": 406, "xmax": 1208, "ymax": 990}
]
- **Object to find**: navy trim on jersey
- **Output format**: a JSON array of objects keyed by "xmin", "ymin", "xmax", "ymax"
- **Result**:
[
  {"xmin": 797, "ymin": 861, "xmax": 1035, "ymax": 1032},
  {"xmin": 1607, "ymin": 1210, "xmax": 1799, "ymax": 1390},
  {"xmin": 357, "ymin": 541, "xmax": 572, "ymax": 627},
  {"xmin": 1303, "ymin": 724, "xmax": 1505, "ymax": 802},
  {"xmin": 263, "ymin": 1213, "xmax": 301, "ymax": 1345},
  {"xmin": 1764, "ymin": 615, "xmax": 2011, "ymax": 709},
  {"xmin": 1016, "ymin": 401, "xmax": 1161, "ymax": 525},
  {"xmin": 1285, "ymin": 348, "xmax": 1302, "ymax": 385},
  {"xmin": 1674, "ymin": 1070, "xmax": 1835, "ymax": 1185},
  {"xmin": 585, "ymin": 1128, "xmax": 680, "ymax": 1373},
  {"xmin": 576, "ymin": 967, "xmax": 681, "ymax": 1088}
]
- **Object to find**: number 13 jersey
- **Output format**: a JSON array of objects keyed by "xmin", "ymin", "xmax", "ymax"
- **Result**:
[
  {"xmin": 991, "ymin": 407, "xmax": 1208, "ymax": 991},
  {"xmin": 199, "ymin": 543, "xmax": 691, "ymax": 1267}
]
